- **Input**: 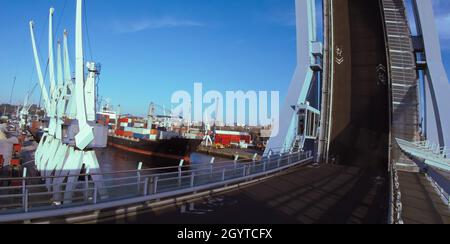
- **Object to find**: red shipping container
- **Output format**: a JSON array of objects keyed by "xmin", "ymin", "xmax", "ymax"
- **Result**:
[
  {"xmin": 10, "ymin": 158, "xmax": 21, "ymax": 167},
  {"xmin": 215, "ymin": 134, "xmax": 251, "ymax": 146},
  {"xmin": 13, "ymin": 144, "xmax": 22, "ymax": 154},
  {"xmin": 123, "ymin": 131, "xmax": 134, "ymax": 137}
]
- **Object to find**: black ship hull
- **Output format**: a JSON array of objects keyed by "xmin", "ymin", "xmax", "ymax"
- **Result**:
[
  {"xmin": 108, "ymin": 135, "xmax": 202, "ymax": 164},
  {"xmin": 28, "ymin": 128, "xmax": 44, "ymax": 143}
]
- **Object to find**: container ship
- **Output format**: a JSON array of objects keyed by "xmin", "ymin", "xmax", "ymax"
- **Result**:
[
  {"xmin": 28, "ymin": 120, "xmax": 44, "ymax": 143},
  {"xmin": 97, "ymin": 103, "xmax": 203, "ymax": 164}
]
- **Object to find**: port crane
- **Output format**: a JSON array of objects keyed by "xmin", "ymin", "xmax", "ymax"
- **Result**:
[{"xmin": 29, "ymin": 0, "xmax": 107, "ymax": 202}]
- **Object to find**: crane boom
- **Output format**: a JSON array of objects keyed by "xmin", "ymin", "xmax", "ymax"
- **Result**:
[
  {"xmin": 48, "ymin": 8, "xmax": 56, "ymax": 98},
  {"xmin": 74, "ymin": 0, "xmax": 94, "ymax": 149},
  {"xmin": 29, "ymin": 21, "xmax": 50, "ymax": 112}
]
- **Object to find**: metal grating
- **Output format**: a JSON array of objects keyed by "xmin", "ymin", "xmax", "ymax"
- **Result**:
[{"xmin": 381, "ymin": 0, "xmax": 421, "ymax": 170}]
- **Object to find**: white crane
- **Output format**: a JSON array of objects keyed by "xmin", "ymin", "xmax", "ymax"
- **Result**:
[{"xmin": 29, "ymin": 0, "xmax": 107, "ymax": 203}]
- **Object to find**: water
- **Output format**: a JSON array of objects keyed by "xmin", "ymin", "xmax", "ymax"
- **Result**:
[{"xmin": 96, "ymin": 147, "xmax": 228, "ymax": 173}]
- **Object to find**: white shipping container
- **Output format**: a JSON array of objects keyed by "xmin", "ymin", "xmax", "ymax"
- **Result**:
[
  {"xmin": 130, "ymin": 128, "xmax": 150, "ymax": 134},
  {"xmin": 134, "ymin": 123, "xmax": 145, "ymax": 128}
]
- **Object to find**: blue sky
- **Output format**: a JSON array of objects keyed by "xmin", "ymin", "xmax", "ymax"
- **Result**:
[{"xmin": 0, "ymin": 0, "xmax": 449, "ymax": 116}]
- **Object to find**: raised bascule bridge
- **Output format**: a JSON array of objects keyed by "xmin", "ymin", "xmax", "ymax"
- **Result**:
[{"xmin": 0, "ymin": 0, "xmax": 449, "ymax": 224}]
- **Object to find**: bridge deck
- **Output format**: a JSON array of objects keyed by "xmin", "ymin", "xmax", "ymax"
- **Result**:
[
  {"xmin": 398, "ymin": 171, "xmax": 450, "ymax": 224},
  {"xmin": 93, "ymin": 164, "xmax": 389, "ymax": 224}
]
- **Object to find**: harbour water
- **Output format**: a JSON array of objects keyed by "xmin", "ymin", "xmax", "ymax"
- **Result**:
[{"xmin": 96, "ymin": 146, "xmax": 228, "ymax": 173}]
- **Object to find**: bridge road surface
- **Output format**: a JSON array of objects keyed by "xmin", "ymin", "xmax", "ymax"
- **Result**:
[
  {"xmin": 398, "ymin": 171, "xmax": 450, "ymax": 224},
  {"xmin": 328, "ymin": 0, "xmax": 390, "ymax": 174},
  {"xmin": 91, "ymin": 164, "xmax": 390, "ymax": 224}
]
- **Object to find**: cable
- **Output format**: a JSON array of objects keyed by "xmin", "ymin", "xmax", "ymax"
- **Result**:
[
  {"xmin": 84, "ymin": 0, "xmax": 94, "ymax": 61},
  {"xmin": 29, "ymin": 0, "xmax": 67, "ymax": 106},
  {"xmin": 54, "ymin": 0, "xmax": 68, "ymax": 39}
]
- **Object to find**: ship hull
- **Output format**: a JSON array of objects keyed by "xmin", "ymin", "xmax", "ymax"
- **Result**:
[
  {"xmin": 28, "ymin": 128, "xmax": 43, "ymax": 143},
  {"xmin": 107, "ymin": 135, "xmax": 202, "ymax": 164}
]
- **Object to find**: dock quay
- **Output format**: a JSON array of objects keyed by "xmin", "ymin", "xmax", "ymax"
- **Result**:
[{"xmin": 197, "ymin": 146, "xmax": 263, "ymax": 161}]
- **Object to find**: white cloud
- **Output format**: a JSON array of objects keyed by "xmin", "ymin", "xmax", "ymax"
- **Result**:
[{"xmin": 114, "ymin": 17, "xmax": 205, "ymax": 33}]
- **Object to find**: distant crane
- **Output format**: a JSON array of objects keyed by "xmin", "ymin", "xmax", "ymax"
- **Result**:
[{"xmin": 2, "ymin": 77, "xmax": 16, "ymax": 118}]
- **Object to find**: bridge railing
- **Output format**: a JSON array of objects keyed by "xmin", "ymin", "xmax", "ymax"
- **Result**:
[
  {"xmin": 396, "ymin": 139, "xmax": 450, "ymax": 171},
  {"xmin": 0, "ymin": 150, "xmax": 313, "ymax": 219},
  {"xmin": 389, "ymin": 164, "xmax": 404, "ymax": 224}
]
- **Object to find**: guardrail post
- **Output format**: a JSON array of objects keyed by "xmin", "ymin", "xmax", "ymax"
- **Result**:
[
  {"xmin": 93, "ymin": 186, "xmax": 98, "ymax": 204},
  {"xmin": 22, "ymin": 167, "xmax": 27, "ymax": 211},
  {"xmin": 84, "ymin": 167, "xmax": 90, "ymax": 202},
  {"xmin": 243, "ymin": 165, "xmax": 247, "ymax": 177},
  {"xmin": 143, "ymin": 178, "xmax": 149, "ymax": 196},
  {"xmin": 222, "ymin": 167, "xmax": 226, "ymax": 181},
  {"xmin": 252, "ymin": 153, "xmax": 258, "ymax": 162},
  {"xmin": 178, "ymin": 160, "xmax": 184, "ymax": 187},
  {"xmin": 278, "ymin": 153, "xmax": 282, "ymax": 168},
  {"xmin": 153, "ymin": 176, "xmax": 159, "ymax": 194},
  {"xmin": 234, "ymin": 154, "xmax": 239, "ymax": 171},
  {"xmin": 447, "ymin": 196, "xmax": 450, "ymax": 208},
  {"xmin": 210, "ymin": 157, "xmax": 215, "ymax": 177},
  {"xmin": 263, "ymin": 158, "xmax": 267, "ymax": 172},
  {"xmin": 190, "ymin": 172, "xmax": 195, "ymax": 188},
  {"xmin": 24, "ymin": 189, "xmax": 29, "ymax": 213},
  {"xmin": 252, "ymin": 153, "xmax": 258, "ymax": 168},
  {"xmin": 137, "ymin": 162, "xmax": 143, "ymax": 192}
]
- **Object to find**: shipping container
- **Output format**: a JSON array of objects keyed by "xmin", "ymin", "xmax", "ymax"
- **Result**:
[
  {"xmin": 134, "ymin": 123, "xmax": 145, "ymax": 128},
  {"xmin": 133, "ymin": 133, "xmax": 149, "ymax": 140},
  {"xmin": 123, "ymin": 131, "xmax": 133, "ymax": 137},
  {"xmin": 214, "ymin": 132, "xmax": 251, "ymax": 146}
]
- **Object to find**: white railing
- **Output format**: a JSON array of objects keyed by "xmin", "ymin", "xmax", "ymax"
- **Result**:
[
  {"xmin": 396, "ymin": 139, "xmax": 450, "ymax": 171},
  {"xmin": 0, "ymin": 150, "xmax": 313, "ymax": 222}
]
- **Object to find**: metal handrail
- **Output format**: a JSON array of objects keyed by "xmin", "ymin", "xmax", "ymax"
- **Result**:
[
  {"xmin": 389, "ymin": 164, "xmax": 404, "ymax": 224},
  {"xmin": 0, "ymin": 150, "xmax": 313, "ymax": 218},
  {"xmin": 0, "ymin": 148, "xmax": 292, "ymax": 182},
  {"xmin": 0, "ymin": 149, "xmax": 295, "ymax": 182}
]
